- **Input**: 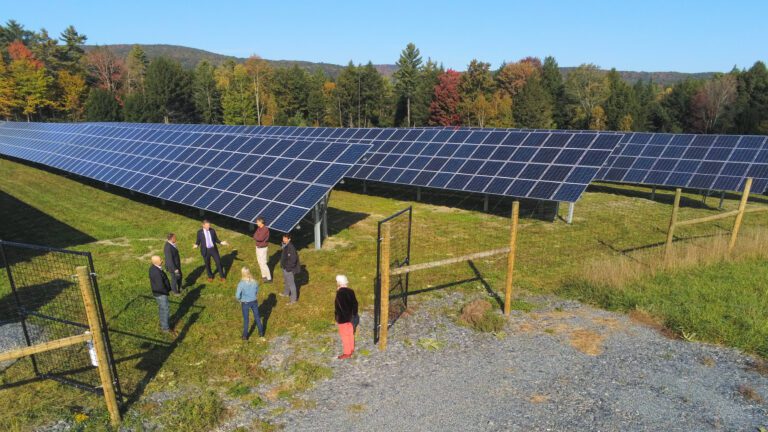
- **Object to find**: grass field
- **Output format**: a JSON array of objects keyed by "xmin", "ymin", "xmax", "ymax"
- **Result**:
[{"xmin": 2, "ymin": 157, "xmax": 768, "ymax": 430}]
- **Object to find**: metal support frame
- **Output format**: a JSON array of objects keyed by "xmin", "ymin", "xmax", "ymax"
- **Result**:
[
  {"xmin": 566, "ymin": 202, "xmax": 575, "ymax": 224},
  {"xmin": 719, "ymin": 191, "xmax": 725, "ymax": 210},
  {"xmin": 248, "ymin": 223, "xmax": 255, "ymax": 231},
  {"xmin": 651, "ymin": 186, "xmax": 656, "ymax": 201},
  {"xmin": 312, "ymin": 195, "xmax": 329, "ymax": 250},
  {"xmin": 483, "ymin": 194, "xmax": 489, "ymax": 212},
  {"xmin": 362, "ymin": 181, "xmax": 367, "ymax": 193},
  {"xmin": 416, "ymin": 187, "xmax": 422, "ymax": 201}
]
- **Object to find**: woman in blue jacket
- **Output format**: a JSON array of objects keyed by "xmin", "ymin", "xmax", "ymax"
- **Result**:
[{"xmin": 236, "ymin": 267, "xmax": 265, "ymax": 340}]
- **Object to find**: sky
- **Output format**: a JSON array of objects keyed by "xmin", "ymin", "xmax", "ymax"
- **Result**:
[{"xmin": 1, "ymin": 0, "xmax": 766, "ymax": 73}]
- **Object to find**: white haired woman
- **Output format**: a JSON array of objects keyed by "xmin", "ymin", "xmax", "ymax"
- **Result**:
[
  {"xmin": 334, "ymin": 274, "xmax": 358, "ymax": 359},
  {"xmin": 236, "ymin": 267, "xmax": 265, "ymax": 340}
]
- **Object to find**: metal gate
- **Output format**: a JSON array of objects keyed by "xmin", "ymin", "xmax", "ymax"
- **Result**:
[
  {"xmin": 374, "ymin": 207, "xmax": 412, "ymax": 343},
  {"xmin": 0, "ymin": 240, "xmax": 122, "ymax": 399}
]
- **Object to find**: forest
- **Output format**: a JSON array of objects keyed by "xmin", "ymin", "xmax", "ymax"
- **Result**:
[{"xmin": 1, "ymin": 19, "xmax": 767, "ymax": 135}]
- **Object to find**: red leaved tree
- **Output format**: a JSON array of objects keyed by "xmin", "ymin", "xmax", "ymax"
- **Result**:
[
  {"xmin": 7, "ymin": 40, "xmax": 43, "ymax": 69},
  {"xmin": 429, "ymin": 69, "xmax": 462, "ymax": 126}
]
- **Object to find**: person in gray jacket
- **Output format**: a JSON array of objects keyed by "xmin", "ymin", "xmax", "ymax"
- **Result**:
[{"xmin": 236, "ymin": 267, "xmax": 265, "ymax": 340}]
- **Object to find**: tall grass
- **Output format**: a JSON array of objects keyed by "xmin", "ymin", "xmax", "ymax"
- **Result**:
[{"xmin": 562, "ymin": 228, "xmax": 768, "ymax": 356}]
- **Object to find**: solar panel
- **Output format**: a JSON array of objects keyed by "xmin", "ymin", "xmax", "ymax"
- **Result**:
[
  {"xmin": 597, "ymin": 132, "xmax": 768, "ymax": 193},
  {"xmin": 193, "ymin": 125, "xmax": 622, "ymax": 202},
  {"xmin": 0, "ymin": 122, "xmax": 369, "ymax": 232}
]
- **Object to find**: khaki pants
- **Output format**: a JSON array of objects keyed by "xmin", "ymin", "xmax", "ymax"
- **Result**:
[{"xmin": 256, "ymin": 246, "xmax": 271, "ymax": 280}]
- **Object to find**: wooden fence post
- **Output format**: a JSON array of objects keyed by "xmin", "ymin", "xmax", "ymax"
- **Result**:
[
  {"xmin": 664, "ymin": 188, "xmax": 682, "ymax": 261},
  {"xmin": 504, "ymin": 201, "xmax": 519, "ymax": 317},
  {"xmin": 76, "ymin": 266, "xmax": 121, "ymax": 427},
  {"xmin": 378, "ymin": 224, "xmax": 391, "ymax": 351},
  {"xmin": 729, "ymin": 177, "xmax": 752, "ymax": 253}
]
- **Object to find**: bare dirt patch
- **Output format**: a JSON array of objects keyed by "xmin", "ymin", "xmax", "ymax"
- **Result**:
[
  {"xmin": 629, "ymin": 309, "xmax": 678, "ymax": 339},
  {"xmin": 568, "ymin": 329, "xmax": 605, "ymax": 356}
]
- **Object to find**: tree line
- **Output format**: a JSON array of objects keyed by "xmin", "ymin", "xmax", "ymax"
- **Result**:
[{"xmin": 1, "ymin": 20, "xmax": 766, "ymax": 134}]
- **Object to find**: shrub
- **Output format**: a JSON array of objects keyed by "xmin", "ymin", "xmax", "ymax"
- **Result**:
[{"xmin": 460, "ymin": 300, "xmax": 505, "ymax": 333}]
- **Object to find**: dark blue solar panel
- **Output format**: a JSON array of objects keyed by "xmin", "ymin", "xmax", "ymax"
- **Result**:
[
  {"xmin": 0, "ymin": 122, "xmax": 370, "ymax": 232},
  {"xmin": 596, "ymin": 132, "xmax": 768, "ymax": 193}
]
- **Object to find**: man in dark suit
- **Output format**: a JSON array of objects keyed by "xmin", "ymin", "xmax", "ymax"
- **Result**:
[
  {"xmin": 149, "ymin": 255, "xmax": 175, "ymax": 335},
  {"xmin": 164, "ymin": 233, "xmax": 182, "ymax": 295},
  {"xmin": 193, "ymin": 219, "xmax": 228, "ymax": 282}
]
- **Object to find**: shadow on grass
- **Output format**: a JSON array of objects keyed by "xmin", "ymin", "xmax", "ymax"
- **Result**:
[
  {"xmin": 251, "ymin": 293, "xmax": 277, "ymax": 336},
  {"xmin": 336, "ymin": 179, "xmax": 559, "ymax": 222},
  {"xmin": 586, "ymin": 183, "xmax": 768, "ymax": 209},
  {"xmin": 2, "ymin": 157, "xmax": 371, "ymax": 245},
  {"xmin": 107, "ymin": 285, "xmax": 206, "ymax": 410}
]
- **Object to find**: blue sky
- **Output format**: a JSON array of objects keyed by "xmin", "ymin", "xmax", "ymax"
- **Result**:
[{"xmin": 1, "ymin": 0, "xmax": 765, "ymax": 72}]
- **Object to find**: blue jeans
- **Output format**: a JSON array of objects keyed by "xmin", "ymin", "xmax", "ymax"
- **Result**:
[
  {"xmin": 241, "ymin": 301, "xmax": 264, "ymax": 338},
  {"xmin": 154, "ymin": 294, "xmax": 170, "ymax": 331}
]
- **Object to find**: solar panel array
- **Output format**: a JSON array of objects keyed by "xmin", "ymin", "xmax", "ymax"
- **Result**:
[
  {"xmin": 97, "ymin": 124, "xmax": 622, "ymax": 202},
  {"xmin": 204, "ymin": 125, "xmax": 621, "ymax": 202},
  {"xmin": 0, "ymin": 122, "xmax": 369, "ymax": 232},
  {"xmin": 597, "ymin": 132, "xmax": 768, "ymax": 193},
  {"xmin": 4, "ymin": 121, "xmax": 768, "ymax": 223}
]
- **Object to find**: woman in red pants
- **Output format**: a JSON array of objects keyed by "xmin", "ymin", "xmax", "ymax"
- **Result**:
[{"xmin": 334, "ymin": 274, "xmax": 358, "ymax": 359}]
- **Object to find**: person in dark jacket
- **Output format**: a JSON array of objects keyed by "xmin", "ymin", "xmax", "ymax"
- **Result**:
[
  {"xmin": 193, "ymin": 220, "xmax": 228, "ymax": 282},
  {"xmin": 149, "ymin": 255, "xmax": 175, "ymax": 334},
  {"xmin": 164, "ymin": 233, "xmax": 182, "ymax": 295},
  {"xmin": 334, "ymin": 274, "xmax": 358, "ymax": 359},
  {"xmin": 279, "ymin": 233, "xmax": 300, "ymax": 303}
]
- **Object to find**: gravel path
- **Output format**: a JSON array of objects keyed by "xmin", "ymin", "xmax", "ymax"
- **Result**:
[{"xmin": 275, "ymin": 292, "xmax": 768, "ymax": 432}]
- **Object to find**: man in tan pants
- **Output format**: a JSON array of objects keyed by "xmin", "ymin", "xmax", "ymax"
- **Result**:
[{"xmin": 253, "ymin": 217, "xmax": 272, "ymax": 283}]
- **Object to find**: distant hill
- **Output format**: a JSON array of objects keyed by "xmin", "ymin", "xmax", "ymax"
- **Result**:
[
  {"xmin": 83, "ymin": 44, "xmax": 396, "ymax": 78},
  {"xmin": 84, "ymin": 44, "xmax": 717, "ymax": 85}
]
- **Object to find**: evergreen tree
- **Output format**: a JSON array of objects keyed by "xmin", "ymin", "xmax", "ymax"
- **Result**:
[
  {"xmin": 124, "ymin": 45, "xmax": 148, "ymax": 95},
  {"xmin": 123, "ymin": 91, "xmax": 149, "ymax": 122},
  {"xmin": 412, "ymin": 59, "xmax": 441, "ymax": 126},
  {"xmin": 513, "ymin": 76, "xmax": 553, "ymax": 128},
  {"xmin": 335, "ymin": 62, "xmax": 359, "ymax": 127},
  {"xmin": 193, "ymin": 60, "xmax": 221, "ymax": 124},
  {"xmin": 85, "ymin": 87, "xmax": 121, "ymax": 121},
  {"xmin": 358, "ymin": 62, "xmax": 386, "ymax": 127},
  {"xmin": 56, "ymin": 25, "xmax": 86, "ymax": 73},
  {"xmin": 732, "ymin": 62, "xmax": 768, "ymax": 134},
  {"xmin": 306, "ymin": 69, "xmax": 327, "ymax": 126},
  {"xmin": 393, "ymin": 43, "xmax": 423, "ymax": 126},
  {"xmin": 541, "ymin": 56, "xmax": 566, "ymax": 128},
  {"xmin": 272, "ymin": 65, "xmax": 309, "ymax": 124},
  {"xmin": 603, "ymin": 69, "xmax": 636, "ymax": 130},
  {"xmin": 144, "ymin": 57, "xmax": 195, "ymax": 123}
]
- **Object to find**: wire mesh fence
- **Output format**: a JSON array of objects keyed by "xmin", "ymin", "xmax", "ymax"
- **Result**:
[
  {"xmin": 368, "ymin": 179, "xmax": 768, "ymax": 347},
  {"xmin": 0, "ymin": 241, "xmax": 121, "ymax": 397},
  {"xmin": 374, "ymin": 207, "xmax": 411, "ymax": 343}
]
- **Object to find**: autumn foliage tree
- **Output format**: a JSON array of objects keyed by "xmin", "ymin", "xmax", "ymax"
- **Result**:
[
  {"xmin": 429, "ymin": 69, "xmax": 461, "ymax": 126},
  {"xmin": 691, "ymin": 74, "xmax": 737, "ymax": 133}
]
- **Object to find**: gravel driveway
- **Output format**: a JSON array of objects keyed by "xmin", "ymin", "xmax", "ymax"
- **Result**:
[{"xmin": 275, "ymin": 293, "xmax": 768, "ymax": 432}]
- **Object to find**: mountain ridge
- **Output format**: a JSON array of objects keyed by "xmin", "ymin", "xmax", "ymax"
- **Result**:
[{"xmin": 84, "ymin": 43, "xmax": 716, "ymax": 85}]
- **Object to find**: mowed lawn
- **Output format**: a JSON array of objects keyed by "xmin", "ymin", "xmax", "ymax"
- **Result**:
[{"xmin": 1, "ymin": 157, "xmax": 768, "ymax": 430}]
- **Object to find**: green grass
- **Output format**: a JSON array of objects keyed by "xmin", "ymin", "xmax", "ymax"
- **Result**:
[
  {"xmin": 2, "ymin": 158, "xmax": 768, "ymax": 429},
  {"xmin": 561, "ymin": 259, "xmax": 768, "ymax": 356}
]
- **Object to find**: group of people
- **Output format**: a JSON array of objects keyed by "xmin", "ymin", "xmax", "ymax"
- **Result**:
[{"xmin": 148, "ymin": 218, "xmax": 359, "ymax": 358}]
